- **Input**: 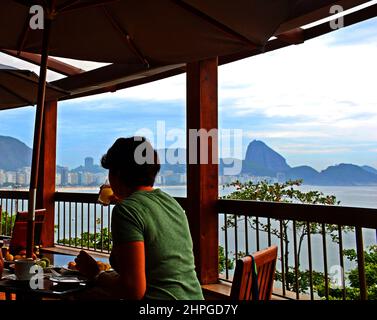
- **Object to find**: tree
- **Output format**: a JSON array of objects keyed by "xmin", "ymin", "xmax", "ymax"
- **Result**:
[
  {"xmin": 218, "ymin": 245, "xmax": 234, "ymax": 274},
  {"xmin": 221, "ymin": 179, "xmax": 352, "ymax": 294},
  {"xmin": 1, "ymin": 210, "xmax": 16, "ymax": 237},
  {"xmin": 319, "ymin": 245, "xmax": 377, "ymax": 300}
]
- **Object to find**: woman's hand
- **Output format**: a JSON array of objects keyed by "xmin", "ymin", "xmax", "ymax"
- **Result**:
[{"xmin": 75, "ymin": 250, "xmax": 100, "ymax": 280}]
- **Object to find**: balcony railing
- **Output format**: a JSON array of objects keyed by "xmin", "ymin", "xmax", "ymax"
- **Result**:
[
  {"xmin": 1, "ymin": 189, "xmax": 376, "ymax": 300},
  {"xmin": 0, "ymin": 190, "xmax": 28, "ymax": 237},
  {"xmin": 218, "ymin": 199, "xmax": 377, "ymax": 300},
  {"xmin": 54, "ymin": 192, "xmax": 114, "ymax": 253}
]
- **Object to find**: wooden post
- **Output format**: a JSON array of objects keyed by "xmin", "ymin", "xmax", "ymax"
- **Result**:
[
  {"xmin": 26, "ymin": 14, "xmax": 53, "ymax": 258},
  {"xmin": 37, "ymin": 100, "xmax": 57, "ymax": 248},
  {"xmin": 186, "ymin": 58, "xmax": 219, "ymax": 284}
]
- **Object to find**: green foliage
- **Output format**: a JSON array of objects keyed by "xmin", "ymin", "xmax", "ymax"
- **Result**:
[
  {"xmin": 222, "ymin": 179, "xmax": 339, "ymax": 204},
  {"xmin": 275, "ymin": 268, "xmax": 325, "ymax": 294},
  {"xmin": 218, "ymin": 245, "xmax": 234, "ymax": 274},
  {"xmin": 220, "ymin": 179, "xmax": 357, "ymax": 298},
  {"xmin": 345, "ymin": 245, "xmax": 377, "ymax": 288},
  {"xmin": 58, "ymin": 227, "xmax": 112, "ymax": 251},
  {"xmin": 332, "ymin": 245, "xmax": 377, "ymax": 300},
  {"xmin": 1, "ymin": 211, "xmax": 16, "ymax": 236}
]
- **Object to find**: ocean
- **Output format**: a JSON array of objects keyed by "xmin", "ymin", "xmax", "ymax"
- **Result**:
[{"xmin": 56, "ymin": 184, "xmax": 377, "ymax": 208}]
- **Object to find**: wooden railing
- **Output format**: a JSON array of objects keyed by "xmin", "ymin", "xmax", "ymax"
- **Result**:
[
  {"xmin": 0, "ymin": 190, "xmax": 28, "ymax": 237},
  {"xmin": 218, "ymin": 199, "xmax": 377, "ymax": 300},
  {"xmin": 53, "ymin": 192, "xmax": 187, "ymax": 254},
  {"xmin": 1, "ymin": 189, "xmax": 376, "ymax": 300}
]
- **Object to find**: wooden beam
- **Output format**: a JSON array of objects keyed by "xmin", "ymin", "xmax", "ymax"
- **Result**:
[
  {"xmin": 275, "ymin": 0, "xmax": 370, "ymax": 35},
  {"xmin": 276, "ymin": 28, "xmax": 305, "ymax": 45},
  {"xmin": 220, "ymin": 2, "xmax": 377, "ymax": 64},
  {"xmin": 304, "ymin": 2, "xmax": 377, "ymax": 40},
  {"xmin": 1, "ymin": 49, "xmax": 85, "ymax": 76},
  {"xmin": 36, "ymin": 100, "xmax": 57, "ymax": 248},
  {"xmin": 58, "ymin": 65, "xmax": 186, "ymax": 100},
  {"xmin": 186, "ymin": 58, "xmax": 219, "ymax": 284},
  {"xmin": 218, "ymin": 199, "xmax": 377, "ymax": 229}
]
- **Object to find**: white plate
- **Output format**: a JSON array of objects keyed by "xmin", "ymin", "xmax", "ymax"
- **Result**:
[
  {"xmin": 49, "ymin": 276, "xmax": 87, "ymax": 284},
  {"xmin": 1, "ymin": 274, "xmax": 36, "ymax": 281}
]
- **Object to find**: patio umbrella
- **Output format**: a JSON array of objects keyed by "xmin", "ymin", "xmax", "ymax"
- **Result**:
[
  {"xmin": 0, "ymin": 64, "xmax": 68, "ymax": 110},
  {"xmin": 0, "ymin": 0, "xmax": 300, "ymax": 65},
  {"xmin": 0, "ymin": 0, "xmax": 347, "ymax": 257}
]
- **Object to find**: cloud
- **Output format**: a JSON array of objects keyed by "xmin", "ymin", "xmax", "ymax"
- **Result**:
[{"xmin": 218, "ymin": 36, "xmax": 377, "ymax": 124}]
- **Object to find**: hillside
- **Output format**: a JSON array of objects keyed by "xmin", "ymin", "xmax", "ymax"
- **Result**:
[
  {"xmin": 241, "ymin": 140, "xmax": 377, "ymax": 186},
  {"xmin": 243, "ymin": 140, "xmax": 291, "ymax": 174},
  {"xmin": 1, "ymin": 135, "xmax": 377, "ymax": 186},
  {"xmin": 0, "ymin": 135, "xmax": 32, "ymax": 171}
]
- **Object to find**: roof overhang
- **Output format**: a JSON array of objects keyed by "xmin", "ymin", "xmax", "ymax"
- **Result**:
[{"xmin": 0, "ymin": 0, "xmax": 376, "ymax": 107}]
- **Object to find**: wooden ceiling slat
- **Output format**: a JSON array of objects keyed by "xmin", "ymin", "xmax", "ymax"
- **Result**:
[{"xmin": 1, "ymin": 49, "xmax": 85, "ymax": 76}]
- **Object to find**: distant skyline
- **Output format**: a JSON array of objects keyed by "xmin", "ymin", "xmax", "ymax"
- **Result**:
[{"xmin": 0, "ymin": 15, "xmax": 376, "ymax": 171}]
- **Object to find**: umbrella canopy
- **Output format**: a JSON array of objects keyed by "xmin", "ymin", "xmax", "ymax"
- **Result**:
[
  {"xmin": 0, "ymin": 0, "xmax": 306, "ymax": 65},
  {"xmin": 0, "ymin": 64, "xmax": 69, "ymax": 110}
]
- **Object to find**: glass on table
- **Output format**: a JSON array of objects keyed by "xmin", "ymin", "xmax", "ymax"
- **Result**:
[
  {"xmin": 98, "ymin": 180, "xmax": 114, "ymax": 206},
  {"xmin": 1, "ymin": 239, "xmax": 10, "ymax": 258}
]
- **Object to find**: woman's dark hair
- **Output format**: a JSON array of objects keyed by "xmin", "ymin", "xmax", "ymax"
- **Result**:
[{"xmin": 101, "ymin": 137, "xmax": 160, "ymax": 187}]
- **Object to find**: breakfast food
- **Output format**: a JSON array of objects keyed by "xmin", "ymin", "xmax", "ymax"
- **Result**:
[
  {"xmin": 96, "ymin": 261, "xmax": 111, "ymax": 271},
  {"xmin": 5, "ymin": 253, "xmax": 14, "ymax": 261},
  {"xmin": 67, "ymin": 260, "xmax": 111, "ymax": 271},
  {"xmin": 34, "ymin": 257, "xmax": 51, "ymax": 270},
  {"xmin": 3, "ymin": 250, "xmax": 37, "ymax": 261},
  {"xmin": 16, "ymin": 250, "xmax": 38, "ymax": 260},
  {"xmin": 36, "ymin": 260, "xmax": 47, "ymax": 269}
]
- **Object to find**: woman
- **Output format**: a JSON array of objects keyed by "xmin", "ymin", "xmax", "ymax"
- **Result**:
[{"xmin": 75, "ymin": 137, "xmax": 203, "ymax": 300}]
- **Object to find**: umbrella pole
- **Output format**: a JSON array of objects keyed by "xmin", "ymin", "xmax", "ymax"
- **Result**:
[{"xmin": 26, "ymin": 16, "xmax": 53, "ymax": 259}]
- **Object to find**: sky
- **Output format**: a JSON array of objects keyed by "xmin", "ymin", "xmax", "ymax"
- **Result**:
[{"xmin": 0, "ymin": 10, "xmax": 376, "ymax": 171}]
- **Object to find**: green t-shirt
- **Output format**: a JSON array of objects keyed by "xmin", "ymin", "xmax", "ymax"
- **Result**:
[{"xmin": 111, "ymin": 188, "xmax": 204, "ymax": 300}]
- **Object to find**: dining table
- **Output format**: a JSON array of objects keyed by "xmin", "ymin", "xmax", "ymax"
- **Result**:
[{"xmin": 0, "ymin": 252, "xmax": 109, "ymax": 300}]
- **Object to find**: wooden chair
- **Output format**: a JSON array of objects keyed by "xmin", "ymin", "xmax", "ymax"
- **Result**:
[
  {"xmin": 9, "ymin": 209, "xmax": 46, "ymax": 255},
  {"xmin": 230, "ymin": 245, "xmax": 278, "ymax": 300}
]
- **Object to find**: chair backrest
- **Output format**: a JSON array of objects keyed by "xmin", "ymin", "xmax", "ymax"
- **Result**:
[
  {"xmin": 230, "ymin": 245, "xmax": 278, "ymax": 300},
  {"xmin": 9, "ymin": 209, "xmax": 46, "ymax": 255}
]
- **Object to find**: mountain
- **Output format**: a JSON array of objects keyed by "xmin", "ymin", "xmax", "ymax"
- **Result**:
[
  {"xmin": 1, "ymin": 135, "xmax": 377, "ymax": 186},
  {"xmin": 242, "ymin": 140, "xmax": 291, "ymax": 176},
  {"xmin": 0, "ymin": 135, "xmax": 32, "ymax": 171},
  {"xmin": 285, "ymin": 166, "xmax": 320, "ymax": 183},
  {"xmin": 362, "ymin": 165, "xmax": 377, "ymax": 175},
  {"xmin": 241, "ymin": 140, "xmax": 377, "ymax": 186},
  {"xmin": 317, "ymin": 164, "xmax": 377, "ymax": 186}
]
